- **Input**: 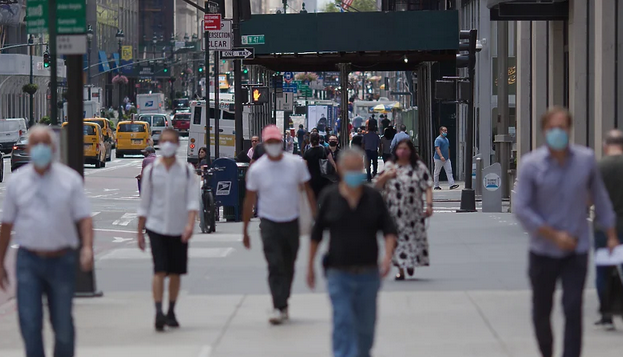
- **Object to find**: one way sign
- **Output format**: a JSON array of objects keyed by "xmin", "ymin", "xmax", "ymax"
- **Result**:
[{"xmin": 220, "ymin": 47, "xmax": 255, "ymax": 60}]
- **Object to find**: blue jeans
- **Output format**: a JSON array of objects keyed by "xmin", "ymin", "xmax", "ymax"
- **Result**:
[
  {"xmin": 16, "ymin": 248, "xmax": 78, "ymax": 357},
  {"xmin": 594, "ymin": 231, "xmax": 623, "ymax": 317},
  {"xmin": 327, "ymin": 269, "xmax": 380, "ymax": 357}
]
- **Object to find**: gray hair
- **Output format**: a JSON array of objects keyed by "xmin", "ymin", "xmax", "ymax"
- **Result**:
[
  {"xmin": 28, "ymin": 125, "xmax": 57, "ymax": 147},
  {"xmin": 337, "ymin": 147, "xmax": 365, "ymax": 166},
  {"xmin": 605, "ymin": 129, "xmax": 623, "ymax": 147}
]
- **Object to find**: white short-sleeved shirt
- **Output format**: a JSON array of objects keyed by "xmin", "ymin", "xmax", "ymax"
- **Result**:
[
  {"xmin": 137, "ymin": 159, "xmax": 200, "ymax": 236},
  {"xmin": 246, "ymin": 153, "xmax": 311, "ymax": 222},
  {"xmin": 1, "ymin": 163, "xmax": 91, "ymax": 251}
]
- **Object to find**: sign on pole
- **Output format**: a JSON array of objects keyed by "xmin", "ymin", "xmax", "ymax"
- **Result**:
[
  {"xmin": 208, "ymin": 19, "xmax": 232, "ymax": 51},
  {"xmin": 241, "ymin": 35, "xmax": 265, "ymax": 45},
  {"xmin": 28, "ymin": 0, "xmax": 88, "ymax": 54},
  {"xmin": 204, "ymin": 14, "xmax": 221, "ymax": 31},
  {"xmin": 220, "ymin": 47, "xmax": 255, "ymax": 60},
  {"xmin": 26, "ymin": 0, "xmax": 48, "ymax": 34}
]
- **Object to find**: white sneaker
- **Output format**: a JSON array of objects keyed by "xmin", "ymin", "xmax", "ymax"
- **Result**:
[{"xmin": 268, "ymin": 309, "xmax": 287, "ymax": 325}]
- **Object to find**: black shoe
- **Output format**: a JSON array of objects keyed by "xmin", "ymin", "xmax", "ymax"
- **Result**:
[
  {"xmin": 155, "ymin": 312, "xmax": 166, "ymax": 332},
  {"xmin": 449, "ymin": 184, "xmax": 460, "ymax": 190},
  {"xmin": 434, "ymin": 187, "xmax": 442, "ymax": 190},
  {"xmin": 166, "ymin": 312, "xmax": 180, "ymax": 328},
  {"xmin": 395, "ymin": 273, "xmax": 405, "ymax": 281},
  {"xmin": 595, "ymin": 317, "xmax": 615, "ymax": 330}
]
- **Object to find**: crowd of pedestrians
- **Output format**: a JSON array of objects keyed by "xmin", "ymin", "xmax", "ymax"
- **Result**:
[{"xmin": 1, "ymin": 105, "xmax": 623, "ymax": 357}]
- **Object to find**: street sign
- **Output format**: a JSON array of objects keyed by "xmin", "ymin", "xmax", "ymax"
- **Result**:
[
  {"xmin": 283, "ymin": 72, "xmax": 294, "ymax": 84},
  {"xmin": 209, "ymin": 19, "xmax": 232, "ymax": 51},
  {"xmin": 220, "ymin": 48, "xmax": 255, "ymax": 60},
  {"xmin": 57, "ymin": 34, "xmax": 86, "ymax": 55},
  {"xmin": 241, "ymin": 35, "xmax": 265, "ymax": 45},
  {"xmin": 57, "ymin": 0, "xmax": 86, "ymax": 34},
  {"xmin": 283, "ymin": 83, "xmax": 297, "ymax": 93},
  {"xmin": 204, "ymin": 14, "xmax": 221, "ymax": 31},
  {"xmin": 277, "ymin": 92, "xmax": 294, "ymax": 111},
  {"xmin": 27, "ymin": 0, "xmax": 48, "ymax": 34}
]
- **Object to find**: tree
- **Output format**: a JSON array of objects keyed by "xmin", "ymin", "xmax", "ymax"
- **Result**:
[{"xmin": 323, "ymin": 0, "xmax": 378, "ymax": 13}]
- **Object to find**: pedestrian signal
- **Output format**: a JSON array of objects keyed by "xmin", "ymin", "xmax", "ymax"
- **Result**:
[{"xmin": 251, "ymin": 87, "xmax": 269, "ymax": 104}]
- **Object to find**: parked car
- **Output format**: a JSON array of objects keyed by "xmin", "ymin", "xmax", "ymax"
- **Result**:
[
  {"xmin": 0, "ymin": 118, "xmax": 27, "ymax": 154},
  {"xmin": 171, "ymin": 112, "xmax": 191, "ymax": 135},
  {"xmin": 11, "ymin": 136, "xmax": 29, "ymax": 172},
  {"xmin": 137, "ymin": 113, "xmax": 168, "ymax": 145}
]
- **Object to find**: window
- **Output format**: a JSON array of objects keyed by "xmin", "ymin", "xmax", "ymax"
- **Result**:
[
  {"xmin": 193, "ymin": 107, "xmax": 202, "ymax": 124},
  {"xmin": 152, "ymin": 115, "xmax": 166, "ymax": 127},
  {"xmin": 83, "ymin": 125, "xmax": 96, "ymax": 135},
  {"xmin": 118, "ymin": 124, "xmax": 146, "ymax": 132}
]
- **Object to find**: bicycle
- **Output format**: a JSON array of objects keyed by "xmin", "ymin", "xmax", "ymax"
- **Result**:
[{"xmin": 199, "ymin": 165, "xmax": 224, "ymax": 234}]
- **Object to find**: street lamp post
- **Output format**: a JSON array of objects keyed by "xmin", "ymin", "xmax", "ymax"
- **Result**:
[
  {"xmin": 116, "ymin": 28, "xmax": 125, "ymax": 118},
  {"xmin": 28, "ymin": 34, "xmax": 34, "ymax": 127},
  {"xmin": 170, "ymin": 34, "xmax": 176, "ymax": 100},
  {"xmin": 152, "ymin": 35, "xmax": 157, "ymax": 59},
  {"xmin": 192, "ymin": 33, "xmax": 198, "ymax": 98},
  {"xmin": 87, "ymin": 25, "xmax": 94, "ymax": 101}
]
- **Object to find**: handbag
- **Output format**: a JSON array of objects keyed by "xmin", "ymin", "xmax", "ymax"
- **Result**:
[
  {"xmin": 319, "ymin": 148, "xmax": 338, "ymax": 182},
  {"xmin": 601, "ymin": 265, "xmax": 623, "ymax": 317}
]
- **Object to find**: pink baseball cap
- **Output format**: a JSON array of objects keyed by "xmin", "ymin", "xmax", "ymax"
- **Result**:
[{"xmin": 262, "ymin": 125, "xmax": 282, "ymax": 142}]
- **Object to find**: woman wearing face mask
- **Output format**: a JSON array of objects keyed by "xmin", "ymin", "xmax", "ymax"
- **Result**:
[
  {"xmin": 304, "ymin": 132, "xmax": 337, "ymax": 199},
  {"xmin": 375, "ymin": 139, "xmax": 433, "ymax": 280},
  {"xmin": 327, "ymin": 135, "xmax": 340, "ymax": 162}
]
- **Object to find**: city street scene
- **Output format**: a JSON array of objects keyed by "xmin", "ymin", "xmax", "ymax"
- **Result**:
[{"xmin": 1, "ymin": 1, "xmax": 623, "ymax": 357}]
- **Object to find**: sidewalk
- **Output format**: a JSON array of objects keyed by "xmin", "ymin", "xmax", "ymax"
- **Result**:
[{"xmin": 0, "ymin": 290, "xmax": 621, "ymax": 357}]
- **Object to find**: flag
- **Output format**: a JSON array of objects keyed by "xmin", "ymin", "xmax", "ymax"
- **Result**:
[{"xmin": 342, "ymin": 0, "xmax": 354, "ymax": 10}]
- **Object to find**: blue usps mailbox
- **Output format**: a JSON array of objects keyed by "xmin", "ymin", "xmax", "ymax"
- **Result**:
[{"xmin": 211, "ymin": 158, "xmax": 241, "ymax": 220}]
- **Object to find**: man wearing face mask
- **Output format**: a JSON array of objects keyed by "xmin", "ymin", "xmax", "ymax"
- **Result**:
[
  {"xmin": 0, "ymin": 126, "xmax": 94, "ymax": 357},
  {"xmin": 243, "ymin": 125, "xmax": 316, "ymax": 325},
  {"xmin": 514, "ymin": 107, "xmax": 618, "ymax": 357},
  {"xmin": 137, "ymin": 128, "xmax": 199, "ymax": 331},
  {"xmin": 433, "ymin": 126, "xmax": 459, "ymax": 190},
  {"xmin": 328, "ymin": 135, "xmax": 340, "ymax": 162},
  {"xmin": 307, "ymin": 147, "xmax": 397, "ymax": 357}
]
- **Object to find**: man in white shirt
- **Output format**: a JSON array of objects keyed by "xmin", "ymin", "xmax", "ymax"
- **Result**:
[
  {"xmin": 243, "ymin": 125, "xmax": 316, "ymax": 325},
  {"xmin": 137, "ymin": 128, "xmax": 199, "ymax": 331},
  {"xmin": 0, "ymin": 125, "xmax": 94, "ymax": 357}
]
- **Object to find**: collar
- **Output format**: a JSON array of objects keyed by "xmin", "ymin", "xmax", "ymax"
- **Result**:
[
  {"xmin": 29, "ymin": 162, "xmax": 56, "ymax": 178},
  {"xmin": 542, "ymin": 145, "xmax": 576, "ymax": 163}
]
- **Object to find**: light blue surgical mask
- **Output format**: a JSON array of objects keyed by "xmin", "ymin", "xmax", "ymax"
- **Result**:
[
  {"xmin": 545, "ymin": 128, "xmax": 569, "ymax": 151},
  {"xmin": 442, "ymin": 132, "xmax": 448, "ymax": 137},
  {"xmin": 343, "ymin": 172, "xmax": 366, "ymax": 188},
  {"xmin": 30, "ymin": 144, "xmax": 53, "ymax": 169}
]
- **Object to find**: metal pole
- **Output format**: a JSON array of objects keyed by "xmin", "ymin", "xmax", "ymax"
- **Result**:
[
  {"xmin": 204, "ymin": 1, "xmax": 212, "ymax": 161},
  {"xmin": 214, "ymin": 51, "xmax": 220, "ymax": 158},
  {"xmin": 67, "ymin": 55, "xmax": 85, "ymax": 176},
  {"xmin": 29, "ymin": 36, "xmax": 34, "ymax": 127},
  {"xmin": 475, "ymin": 157, "xmax": 483, "ymax": 197},
  {"xmin": 87, "ymin": 38, "xmax": 92, "ymax": 101},
  {"xmin": 338, "ymin": 63, "xmax": 350, "ymax": 149},
  {"xmin": 496, "ymin": 21, "xmax": 511, "ymax": 199},
  {"xmin": 49, "ymin": 0, "xmax": 59, "ymax": 125},
  {"xmin": 233, "ymin": 0, "xmax": 244, "ymax": 154},
  {"xmin": 118, "ymin": 41, "xmax": 123, "ymax": 118},
  {"xmin": 458, "ymin": 29, "xmax": 477, "ymax": 212}
]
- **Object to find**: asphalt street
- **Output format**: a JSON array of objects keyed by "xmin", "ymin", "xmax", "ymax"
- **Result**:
[{"xmin": 0, "ymin": 141, "xmax": 621, "ymax": 357}]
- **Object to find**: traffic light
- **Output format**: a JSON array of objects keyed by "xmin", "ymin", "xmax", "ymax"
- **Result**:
[
  {"xmin": 251, "ymin": 87, "xmax": 269, "ymax": 104},
  {"xmin": 198, "ymin": 66, "xmax": 204, "ymax": 74},
  {"xmin": 163, "ymin": 64, "xmax": 169, "ymax": 74},
  {"xmin": 43, "ymin": 51, "xmax": 50, "ymax": 68},
  {"xmin": 243, "ymin": 66, "xmax": 249, "ymax": 74},
  {"xmin": 456, "ymin": 30, "xmax": 477, "ymax": 69}
]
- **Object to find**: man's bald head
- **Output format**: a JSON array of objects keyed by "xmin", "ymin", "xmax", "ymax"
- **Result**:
[
  {"xmin": 604, "ymin": 129, "xmax": 623, "ymax": 156},
  {"xmin": 27, "ymin": 125, "xmax": 56, "ymax": 151}
]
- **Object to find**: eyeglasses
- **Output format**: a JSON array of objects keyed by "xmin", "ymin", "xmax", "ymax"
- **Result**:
[{"xmin": 251, "ymin": 140, "xmax": 258, "ymax": 143}]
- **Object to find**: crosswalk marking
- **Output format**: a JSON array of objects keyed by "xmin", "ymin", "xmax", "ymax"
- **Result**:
[
  {"xmin": 91, "ymin": 212, "xmax": 100, "ymax": 217},
  {"xmin": 99, "ymin": 247, "xmax": 234, "ymax": 260},
  {"xmin": 112, "ymin": 213, "xmax": 137, "ymax": 226}
]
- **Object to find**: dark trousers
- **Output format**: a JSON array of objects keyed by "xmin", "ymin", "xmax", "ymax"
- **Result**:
[
  {"xmin": 260, "ymin": 218, "xmax": 300, "ymax": 310},
  {"xmin": 382, "ymin": 153, "xmax": 392, "ymax": 163},
  {"xmin": 365, "ymin": 150, "xmax": 378, "ymax": 182},
  {"xmin": 529, "ymin": 252, "xmax": 588, "ymax": 357}
]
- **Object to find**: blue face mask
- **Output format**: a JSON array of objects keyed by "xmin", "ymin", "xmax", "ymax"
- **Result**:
[
  {"xmin": 545, "ymin": 128, "xmax": 569, "ymax": 151},
  {"xmin": 442, "ymin": 132, "xmax": 448, "ymax": 137},
  {"xmin": 343, "ymin": 172, "xmax": 366, "ymax": 188},
  {"xmin": 30, "ymin": 144, "xmax": 53, "ymax": 169}
]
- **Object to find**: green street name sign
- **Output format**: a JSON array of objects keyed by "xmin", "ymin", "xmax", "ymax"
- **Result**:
[
  {"xmin": 27, "ymin": 0, "xmax": 86, "ymax": 35},
  {"xmin": 241, "ymin": 35, "xmax": 265, "ymax": 45}
]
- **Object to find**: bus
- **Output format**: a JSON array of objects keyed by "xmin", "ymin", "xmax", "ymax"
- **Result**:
[{"xmin": 187, "ymin": 100, "xmax": 238, "ymax": 164}]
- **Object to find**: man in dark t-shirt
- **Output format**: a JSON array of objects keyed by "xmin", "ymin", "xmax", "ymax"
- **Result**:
[
  {"xmin": 381, "ymin": 115, "xmax": 391, "ymax": 132},
  {"xmin": 297, "ymin": 125, "xmax": 306, "ymax": 154},
  {"xmin": 251, "ymin": 143, "xmax": 265, "ymax": 164}
]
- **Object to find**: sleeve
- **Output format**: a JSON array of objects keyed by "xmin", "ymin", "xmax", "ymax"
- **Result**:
[
  {"xmin": 137, "ymin": 165, "xmax": 153, "ymax": 217},
  {"xmin": 418, "ymin": 162, "xmax": 433, "ymax": 190},
  {"xmin": 311, "ymin": 190, "xmax": 329, "ymax": 242},
  {"xmin": 377, "ymin": 191, "xmax": 398, "ymax": 236},
  {"xmin": 590, "ymin": 158, "xmax": 616, "ymax": 230},
  {"xmin": 512, "ymin": 160, "xmax": 546, "ymax": 235},
  {"xmin": 434, "ymin": 137, "xmax": 441, "ymax": 148},
  {"xmin": 390, "ymin": 136, "xmax": 397, "ymax": 151},
  {"xmin": 299, "ymin": 157, "xmax": 311, "ymax": 183},
  {"xmin": 245, "ymin": 164, "xmax": 259, "ymax": 192},
  {"xmin": 186, "ymin": 164, "xmax": 200, "ymax": 212},
  {"xmin": 252, "ymin": 145, "xmax": 263, "ymax": 160},
  {"xmin": 70, "ymin": 175, "xmax": 92, "ymax": 222},
  {"xmin": 1, "ymin": 177, "xmax": 18, "ymax": 224}
]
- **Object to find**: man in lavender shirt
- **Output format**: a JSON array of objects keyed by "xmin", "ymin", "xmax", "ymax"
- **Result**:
[{"xmin": 514, "ymin": 106, "xmax": 619, "ymax": 357}]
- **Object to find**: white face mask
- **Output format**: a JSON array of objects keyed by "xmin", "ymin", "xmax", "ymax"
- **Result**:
[
  {"xmin": 160, "ymin": 141, "xmax": 178, "ymax": 158},
  {"xmin": 264, "ymin": 143, "xmax": 283, "ymax": 158}
]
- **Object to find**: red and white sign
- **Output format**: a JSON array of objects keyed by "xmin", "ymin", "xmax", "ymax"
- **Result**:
[{"xmin": 204, "ymin": 14, "xmax": 221, "ymax": 31}]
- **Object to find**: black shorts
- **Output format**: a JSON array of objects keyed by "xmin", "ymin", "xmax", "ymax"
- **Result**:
[{"xmin": 147, "ymin": 230, "xmax": 188, "ymax": 275}]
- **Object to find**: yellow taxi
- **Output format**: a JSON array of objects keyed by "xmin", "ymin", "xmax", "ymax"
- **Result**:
[
  {"xmin": 84, "ymin": 117, "xmax": 115, "ymax": 147},
  {"xmin": 115, "ymin": 120, "xmax": 151, "ymax": 158},
  {"xmin": 62, "ymin": 121, "xmax": 109, "ymax": 168}
]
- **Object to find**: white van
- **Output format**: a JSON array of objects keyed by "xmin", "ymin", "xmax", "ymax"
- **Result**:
[
  {"xmin": 0, "ymin": 118, "xmax": 27, "ymax": 153},
  {"xmin": 187, "ymin": 100, "xmax": 237, "ymax": 164},
  {"xmin": 137, "ymin": 113, "xmax": 169, "ymax": 145}
]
